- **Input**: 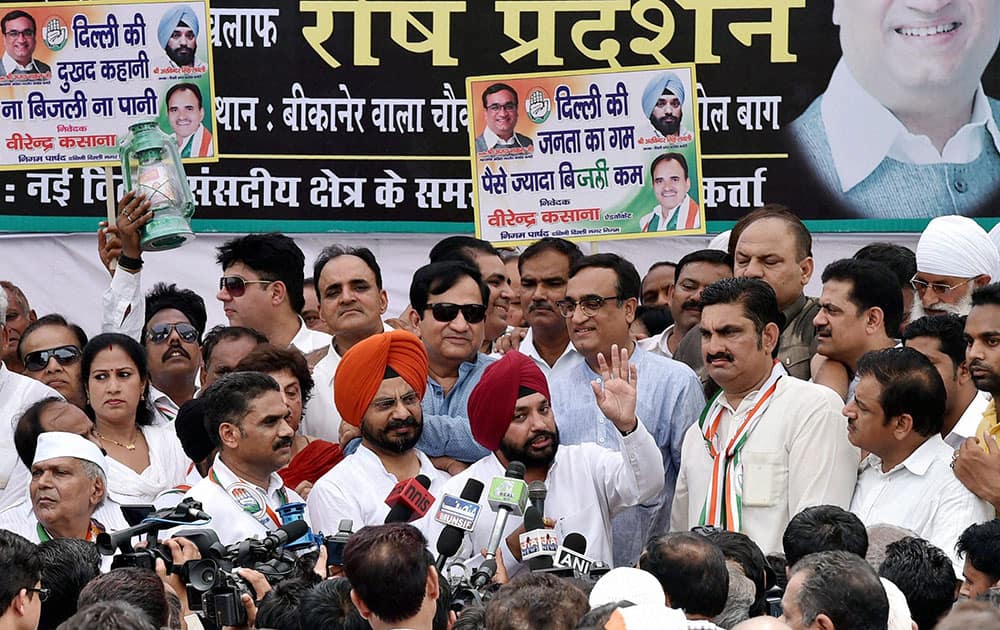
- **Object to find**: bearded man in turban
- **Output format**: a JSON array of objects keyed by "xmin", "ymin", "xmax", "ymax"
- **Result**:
[
  {"xmin": 428, "ymin": 346, "xmax": 663, "ymax": 576},
  {"xmin": 307, "ymin": 330, "xmax": 448, "ymax": 534},
  {"xmin": 157, "ymin": 5, "xmax": 206, "ymax": 69},
  {"xmin": 912, "ymin": 215, "xmax": 999, "ymax": 319}
]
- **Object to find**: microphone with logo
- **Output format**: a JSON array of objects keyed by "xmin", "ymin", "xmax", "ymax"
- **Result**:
[
  {"xmin": 434, "ymin": 478, "xmax": 486, "ymax": 572},
  {"xmin": 520, "ymin": 505, "xmax": 557, "ymax": 572},
  {"xmin": 470, "ymin": 461, "xmax": 527, "ymax": 588},
  {"xmin": 384, "ymin": 474, "xmax": 434, "ymax": 524},
  {"xmin": 553, "ymin": 532, "xmax": 594, "ymax": 577}
]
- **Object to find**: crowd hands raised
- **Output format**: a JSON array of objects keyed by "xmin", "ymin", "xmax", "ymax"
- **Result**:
[{"xmin": 6, "ymin": 201, "xmax": 1000, "ymax": 629}]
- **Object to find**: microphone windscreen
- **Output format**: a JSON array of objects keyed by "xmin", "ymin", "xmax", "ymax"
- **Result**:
[
  {"xmin": 436, "ymin": 526, "xmax": 465, "ymax": 558},
  {"xmin": 506, "ymin": 461, "xmax": 526, "ymax": 479},
  {"xmin": 460, "ymin": 478, "xmax": 485, "ymax": 502},
  {"xmin": 523, "ymin": 505, "xmax": 544, "ymax": 531},
  {"xmin": 528, "ymin": 480, "xmax": 546, "ymax": 500},
  {"xmin": 279, "ymin": 519, "xmax": 309, "ymax": 541},
  {"xmin": 563, "ymin": 532, "xmax": 587, "ymax": 555}
]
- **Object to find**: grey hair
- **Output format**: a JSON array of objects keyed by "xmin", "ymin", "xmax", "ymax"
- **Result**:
[
  {"xmin": 865, "ymin": 523, "xmax": 919, "ymax": 571},
  {"xmin": 714, "ymin": 561, "xmax": 756, "ymax": 628},
  {"xmin": 0, "ymin": 289, "xmax": 6, "ymax": 328},
  {"xmin": 78, "ymin": 460, "xmax": 107, "ymax": 504}
]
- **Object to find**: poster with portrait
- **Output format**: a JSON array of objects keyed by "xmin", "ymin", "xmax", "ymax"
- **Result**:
[
  {"xmin": 0, "ymin": 0, "xmax": 217, "ymax": 171},
  {"xmin": 469, "ymin": 66, "xmax": 706, "ymax": 245}
]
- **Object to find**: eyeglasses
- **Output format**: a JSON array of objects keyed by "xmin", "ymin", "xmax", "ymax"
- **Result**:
[
  {"xmin": 23, "ymin": 345, "xmax": 82, "ymax": 372},
  {"xmin": 909, "ymin": 275, "xmax": 974, "ymax": 296},
  {"xmin": 486, "ymin": 103, "xmax": 517, "ymax": 113},
  {"xmin": 555, "ymin": 295, "xmax": 621, "ymax": 318},
  {"xmin": 4, "ymin": 29, "xmax": 35, "ymax": 39},
  {"xmin": 147, "ymin": 322, "xmax": 199, "ymax": 344},
  {"xmin": 425, "ymin": 303, "xmax": 487, "ymax": 324},
  {"xmin": 26, "ymin": 587, "xmax": 49, "ymax": 602},
  {"xmin": 219, "ymin": 275, "xmax": 273, "ymax": 297},
  {"xmin": 370, "ymin": 391, "xmax": 422, "ymax": 413}
]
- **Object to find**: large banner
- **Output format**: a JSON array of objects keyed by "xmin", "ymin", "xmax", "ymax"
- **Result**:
[
  {"xmin": 0, "ymin": 1, "xmax": 997, "ymax": 234},
  {"xmin": 469, "ymin": 67, "xmax": 707, "ymax": 245},
  {"xmin": 0, "ymin": 1, "xmax": 217, "ymax": 171}
]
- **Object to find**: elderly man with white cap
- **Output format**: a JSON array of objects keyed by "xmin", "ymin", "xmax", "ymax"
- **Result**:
[
  {"xmin": 0, "ymin": 432, "xmax": 127, "ymax": 548},
  {"xmin": 912, "ymin": 215, "xmax": 999, "ymax": 320}
]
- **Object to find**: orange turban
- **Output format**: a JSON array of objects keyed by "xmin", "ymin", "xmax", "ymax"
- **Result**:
[
  {"xmin": 468, "ymin": 351, "xmax": 551, "ymax": 451},
  {"xmin": 334, "ymin": 330, "xmax": 429, "ymax": 427}
]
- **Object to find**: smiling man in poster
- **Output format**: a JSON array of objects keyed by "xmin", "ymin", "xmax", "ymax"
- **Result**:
[
  {"xmin": 789, "ymin": 1, "xmax": 1000, "ymax": 219},
  {"xmin": 639, "ymin": 152, "xmax": 701, "ymax": 233},
  {"xmin": 0, "ymin": 10, "xmax": 50, "ymax": 79},
  {"xmin": 474, "ymin": 82, "xmax": 533, "ymax": 155}
]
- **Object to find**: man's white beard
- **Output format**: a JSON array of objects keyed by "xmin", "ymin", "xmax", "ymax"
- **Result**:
[{"xmin": 910, "ymin": 290, "xmax": 974, "ymax": 320}]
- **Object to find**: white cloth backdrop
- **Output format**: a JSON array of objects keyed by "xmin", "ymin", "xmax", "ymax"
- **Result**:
[{"xmin": 0, "ymin": 232, "xmax": 919, "ymax": 338}]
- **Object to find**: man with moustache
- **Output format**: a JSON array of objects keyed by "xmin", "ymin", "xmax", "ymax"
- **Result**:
[
  {"xmin": 911, "ymin": 216, "xmax": 998, "ymax": 319},
  {"xmin": 142, "ymin": 283, "xmax": 206, "ymax": 421},
  {"xmin": 788, "ymin": 0, "xmax": 1000, "ymax": 219},
  {"xmin": 308, "ymin": 331, "xmax": 446, "ymax": 533},
  {"xmin": 16, "ymin": 315, "xmax": 87, "ymax": 409},
  {"xmin": 429, "ymin": 349, "xmax": 664, "ymax": 574},
  {"xmin": 156, "ymin": 5, "xmax": 206, "ymax": 70},
  {"xmin": 516, "ymin": 237, "xmax": 584, "ymax": 378},
  {"xmin": 643, "ymin": 249, "xmax": 731, "ymax": 359},
  {"xmin": 643, "ymin": 71, "xmax": 690, "ymax": 138},
  {"xmin": 671, "ymin": 278, "xmax": 858, "ymax": 554},
  {"xmin": 182, "ymin": 371, "xmax": 305, "ymax": 545},
  {"xmin": 305, "ymin": 246, "xmax": 392, "ymax": 443},
  {"xmin": 953, "ymin": 284, "xmax": 1000, "ymax": 510}
]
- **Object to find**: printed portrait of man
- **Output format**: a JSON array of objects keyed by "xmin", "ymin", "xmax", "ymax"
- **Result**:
[
  {"xmin": 474, "ymin": 82, "xmax": 533, "ymax": 154},
  {"xmin": 642, "ymin": 71, "xmax": 691, "ymax": 140},
  {"xmin": 165, "ymin": 82, "xmax": 214, "ymax": 158},
  {"xmin": 0, "ymin": 10, "xmax": 50, "ymax": 77},
  {"xmin": 157, "ymin": 5, "xmax": 207, "ymax": 70},
  {"xmin": 639, "ymin": 152, "xmax": 701, "ymax": 232},
  {"xmin": 787, "ymin": 1, "xmax": 1000, "ymax": 219}
]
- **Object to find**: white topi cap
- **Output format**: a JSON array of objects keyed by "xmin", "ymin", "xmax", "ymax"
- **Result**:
[{"xmin": 32, "ymin": 432, "xmax": 109, "ymax": 478}]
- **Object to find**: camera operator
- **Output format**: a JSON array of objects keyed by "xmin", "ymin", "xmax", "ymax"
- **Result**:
[
  {"xmin": 0, "ymin": 432, "xmax": 127, "ymax": 571},
  {"xmin": 343, "ymin": 523, "xmax": 440, "ymax": 630},
  {"xmin": 182, "ymin": 371, "xmax": 307, "ymax": 545}
]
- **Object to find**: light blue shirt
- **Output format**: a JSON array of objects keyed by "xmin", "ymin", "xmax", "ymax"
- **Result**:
[
  {"xmin": 550, "ymin": 345, "xmax": 705, "ymax": 566},
  {"xmin": 416, "ymin": 353, "xmax": 495, "ymax": 462}
]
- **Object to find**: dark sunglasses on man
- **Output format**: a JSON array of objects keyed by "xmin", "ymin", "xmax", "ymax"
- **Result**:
[
  {"xmin": 219, "ymin": 275, "xmax": 273, "ymax": 297},
  {"xmin": 147, "ymin": 322, "xmax": 199, "ymax": 344},
  {"xmin": 424, "ymin": 302, "xmax": 487, "ymax": 324},
  {"xmin": 22, "ymin": 345, "xmax": 82, "ymax": 372}
]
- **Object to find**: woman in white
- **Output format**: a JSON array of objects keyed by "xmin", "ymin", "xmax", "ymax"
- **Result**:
[{"xmin": 81, "ymin": 333, "xmax": 189, "ymax": 504}]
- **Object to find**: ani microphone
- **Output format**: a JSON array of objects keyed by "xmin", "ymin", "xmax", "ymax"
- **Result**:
[{"xmin": 384, "ymin": 474, "xmax": 434, "ymax": 523}]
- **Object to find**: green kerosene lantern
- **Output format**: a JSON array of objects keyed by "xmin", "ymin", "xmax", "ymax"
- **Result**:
[{"xmin": 119, "ymin": 120, "xmax": 195, "ymax": 251}]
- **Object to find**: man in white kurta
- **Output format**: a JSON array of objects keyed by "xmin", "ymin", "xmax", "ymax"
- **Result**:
[
  {"xmin": 181, "ymin": 372, "xmax": 306, "ymax": 545},
  {"xmin": 0, "ymin": 361, "xmax": 60, "ymax": 492},
  {"xmin": 429, "ymin": 349, "xmax": 664, "ymax": 574},
  {"xmin": 670, "ymin": 278, "xmax": 859, "ymax": 554},
  {"xmin": 308, "ymin": 330, "xmax": 446, "ymax": 535}
]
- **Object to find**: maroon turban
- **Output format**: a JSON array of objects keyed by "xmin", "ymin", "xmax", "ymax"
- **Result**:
[
  {"xmin": 468, "ymin": 351, "xmax": 551, "ymax": 451},
  {"xmin": 335, "ymin": 330, "xmax": 429, "ymax": 427}
]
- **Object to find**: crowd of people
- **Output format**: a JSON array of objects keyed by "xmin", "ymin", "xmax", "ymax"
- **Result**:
[{"xmin": 4, "ymin": 201, "xmax": 1000, "ymax": 630}]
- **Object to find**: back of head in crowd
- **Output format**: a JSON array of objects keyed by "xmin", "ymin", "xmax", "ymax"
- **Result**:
[
  {"xmin": 639, "ymin": 531, "xmax": 729, "ymax": 619},
  {"xmin": 37, "ymin": 537, "xmax": 101, "ymax": 630},
  {"xmin": 783, "ymin": 505, "xmax": 868, "ymax": 570},
  {"xmin": 957, "ymin": 519, "xmax": 1000, "ymax": 601},
  {"xmin": 298, "ymin": 578, "xmax": 367, "ymax": 630},
  {"xmin": 854, "ymin": 242, "xmax": 916, "ymax": 330},
  {"xmin": 77, "ymin": 566, "xmax": 169, "ymax": 628},
  {"xmin": 783, "ymin": 550, "xmax": 888, "ymax": 630},
  {"xmin": 0, "ymin": 530, "xmax": 42, "ymax": 630},
  {"xmin": 484, "ymin": 572, "xmax": 589, "ymax": 630},
  {"xmin": 56, "ymin": 601, "xmax": 156, "ymax": 630},
  {"xmin": 343, "ymin": 523, "xmax": 437, "ymax": 627},
  {"xmin": 877, "ymin": 536, "xmax": 955, "ymax": 630},
  {"xmin": 699, "ymin": 528, "xmax": 774, "ymax": 617}
]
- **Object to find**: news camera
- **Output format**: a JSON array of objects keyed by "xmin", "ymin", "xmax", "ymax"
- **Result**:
[{"xmin": 96, "ymin": 498, "xmax": 216, "ymax": 572}]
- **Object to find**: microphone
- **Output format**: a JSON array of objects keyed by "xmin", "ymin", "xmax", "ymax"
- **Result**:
[
  {"xmin": 384, "ymin": 474, "xmax": 434, "ymax": 523},
  {"xmin": 521, "ymin": 505, "xmax": 555, "ymax": 572},
  {"xmin": 471, "ymin": 462, "xmax": 528, "ymax": 588},
  {"xmin": 554, "ymin": 532, "xmax": 593, "ymax": 576},
  {"xmin": 435, "ymin": 478, "xmax": 485, "ymax": 571},
  {"xmin": 528, "ymin": 480, "xmax": 546, "ymax": 518},
  {"xmin": 261, "ymin": 520, "xmax": 310, "ymax": 551}
]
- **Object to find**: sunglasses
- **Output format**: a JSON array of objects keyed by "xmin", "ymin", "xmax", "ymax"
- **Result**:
[
  {"xmin": 147, "ymin": 322, "xmax": 199, "ymax": 344},
  {"xmin": 219, "ymin": 275, "xmax": 273, "ymax": 297},
  {"xmin": 425, "ymin": 302, "xmax": 487, "ymax": 324},
  {"xmin": 23, "ymin": 345, "xmax": 81, "ymax": 372}
]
